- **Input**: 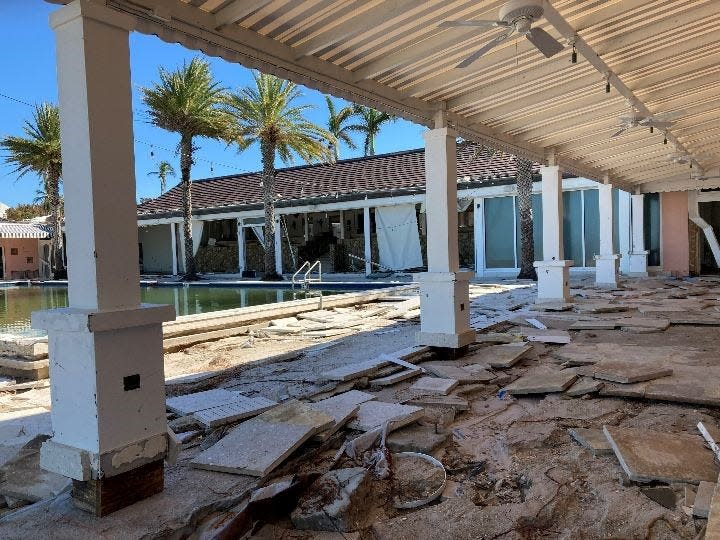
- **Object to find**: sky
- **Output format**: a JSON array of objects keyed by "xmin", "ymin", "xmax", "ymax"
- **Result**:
[{"xmin": 0, "ymin": 0, "xmax": 426, "ymax": 207}]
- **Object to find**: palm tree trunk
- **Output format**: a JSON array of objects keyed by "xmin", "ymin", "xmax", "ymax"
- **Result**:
[
  {"xmin": 180, "ymin": 134, "xmax": 197, "ymax": 279},
  {"xmin": 47, "ymin": 166, "xmax": 64, "ymax": 278},
  {"xmin": 261, "ymin": 139, "xmax": 281, "ymax": 280},
  {"xmin": 516, "ymin": 157, "xmax": 537, "ymax": 280}
]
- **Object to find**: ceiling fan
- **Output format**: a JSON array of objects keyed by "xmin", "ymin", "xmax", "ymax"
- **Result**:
[
  {"xmin": 439, "ymin": 0, "xmax": 564, "ymax": 68},
  {"xmin": 610, "ymin": 110, "xmax": 681, "ymax": 138},
  {"xmin": 691, "ymin": 170, "xmax": 720, "ymax": 181}
]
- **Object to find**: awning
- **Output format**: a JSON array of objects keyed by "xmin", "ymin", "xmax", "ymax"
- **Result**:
[{"xmin": 0, "ymin": 222, "xmax": 52, "ymax": 239}]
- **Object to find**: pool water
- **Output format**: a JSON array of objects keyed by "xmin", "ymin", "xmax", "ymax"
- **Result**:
[{"xmin": 0, "ymin": 285, "xmax": 334, "ymax": 337}]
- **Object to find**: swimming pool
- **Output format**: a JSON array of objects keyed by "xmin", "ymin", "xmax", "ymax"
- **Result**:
[{"xmin": 0, "ymin": 283, "xmax": 352, "ymax": 337}]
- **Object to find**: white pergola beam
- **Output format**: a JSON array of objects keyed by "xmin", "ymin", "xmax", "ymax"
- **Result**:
[{"xmin": 214, "ymin": 0, "xmax": 272, "ymax": 28}]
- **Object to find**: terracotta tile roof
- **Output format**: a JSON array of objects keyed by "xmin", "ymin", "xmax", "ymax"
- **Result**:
[{"xmin": 138, "ymin": 143, "xmax": 543, "ymax": 217}]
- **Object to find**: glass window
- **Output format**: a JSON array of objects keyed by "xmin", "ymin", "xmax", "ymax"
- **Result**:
[
  {"xmin": 563, "ymin": 191, "xmax": 583, "ymax": 266},
  {"xmin": 485, "ymin": 196, "xmax": 516, "ymax": 268},
  {"xmin": 644, "ymin": 193, "xmax": 661, "ymax": 266},
  {"xmin": 583, "ymin": 189, "xmax": 599, "ymax": 267},
  {"xmin": 515, "ymin": 193, "xmax": 543, "ymax": 264},
  {"xmin": 612, "ymin": 188, "xmax": 620, "ymax": 255}
]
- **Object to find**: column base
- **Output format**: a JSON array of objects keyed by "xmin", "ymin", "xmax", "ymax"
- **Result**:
[
  {"xmin": 415, "ymin": 271, "xmax": 476, "ymax": 351},
  {"xmin": 594, "ymin": 254, "xmax": 620, "ymax": 287},
  {"xmin": 72, "ymin": 460, "xmax": 164, "ymax": 517},
  {"xmin": 627, "ymin": 251, "xmax": 649, "ymax": 277},
  {"xmin": 533, "ymin": 260, "xmax": 572, "ymax": 303}
]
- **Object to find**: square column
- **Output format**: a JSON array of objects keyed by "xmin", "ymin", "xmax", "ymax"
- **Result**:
[
  {"xmin": 363, "ymin": 206, "xmax": 372, "ymax": 275},
  {"xmin": 628, "ymin": 194, "xmax": 649, "ymax": 276},
  {"xmin": 237, "ymin": 218, "xmax": 245, "ymax": 274},
  {"xmin": 595, "ymin": 183, "xmax": 620, "ymax": 287},
  {"xmin": 33, "ymin": 1, "xmax": 175, "ymax": 516},
  {"xmin": 416, "ymin": 128, "xmax": 475, "ymax": 351},
  {"xmin": 170, "ymin": 223, "xmax": 178, "ymax": 275},
  {"xmin": 533, "ymin": 166, "xmax": 572, "ymax": 302},
  {"xmin": 617, "ymin": 190, "xmax": 631, "ymax": 274},
  {"xmin": 274, "ymin": 215, "xmax": 283, "ymax": 275}
]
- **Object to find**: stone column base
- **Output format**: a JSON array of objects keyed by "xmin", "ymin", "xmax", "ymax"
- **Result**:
[
  {"xmin": 534, "ymin": 260, "xmax": 572, "ymax": 303},
  {"xmin": 627, "ymin": 251, "xmax": 649, "ymax": 277},
  {"xmin": 415, "ymin": 271, "xmax": 476, "ymax": 351},
  {"xmin": 594, "ymin": 254, "xmax": 620, "ymax": 287}
]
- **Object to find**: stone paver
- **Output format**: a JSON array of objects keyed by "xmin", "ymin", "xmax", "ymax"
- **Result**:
[
  {"xmin": 347, "ymin": 401, "xmax": 424, "ymax": 432},
  {"xmin": 578, "ymin": 360, "xmax": 672, "ymax": 384},
  {"xmin": 192, "ymin": 396, "xmax": 277, "ymax": 427},
  {"xmin": 568, "ymin": 428, "xmax": 613, "ymax": 456},
  {"xmin": 503, "ymin": 369, "xmax": 578, "ymax": 395},
  {"xmin": 409, "ymin": 377, "xmax": 459, "ymax": 395}
]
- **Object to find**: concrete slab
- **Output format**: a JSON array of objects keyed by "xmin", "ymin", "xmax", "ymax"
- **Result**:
[
  {"xmin": 474, "ymin": 333, "xmax": 516, "ymax": 344},
  {"xmin": 565, "ymin": 377, "xmax": 604, "ymax": 397},
  {"xmin": 693, "ymin": 481, "xmax": 715, "ymax": 518},
  {"xmin": 698, "ymin": 421, "xmax": 720, "ymax": 460},
  {"xmin": 370, "ymin": 368, "xmax": 422, "ymax": 387},
  {"xmin": 0, "ymin": 356, "xmax": 49, "ymax": 380},
  {"xmin": 466, "ymin": 344, "xmax": 532, "ymax": 369},
  {"xmin": 192, "ymin": 396, "xmax": 278, "ymax": 428},
  {"xmin": 706, "ymin": 482, "xmax": 720, "ymax": 538},
  {"xmin": 641, "ymin": 486, "xmax": 676, "ymax": 509},
  {"xmin": 568, "ymin": 428, "xmax": 613, "ymax": 456},
  {"xmin": 321, "ymin": 357, "xmax": 390, "ymax": 381},
  {"xmin": 0, "ymin": 435, "xmax": 70, "ymax": 502},
  {"xmin": 347, "ymin": 401, "xmax": 424, "ymax": 432},
  {"xmin": 616, "ymin": 317, "xmax": 670, "ymax": 331},
  {"xmin": 577, "ymin": 361, "xmax": 672, "ymax": 384},
  {"xmin": 309, "ymin": 391, "xmax": 375, "ymax": 441},
  {"xmin": 406, "ymin": 395, "xmax": 470, "ymax": 411},
  {"xmin": 166, "ymin": 389, "xmax": 247, "ymax": 415},
  {"xmin": 409, "ymin": 377, "xmax": 459, "ymax": 395},
  {"xmin": 386, "ymin": 424, "xmax": 450, "ymax": 453},
  {"xmin": 604, "ymin": 426, "xmax": 718, "ymax": 484},
  {"xmin": 568, "ymin": 320, "xmax": 618, "ymax": 331},
  {"xmin": 460, "ymin": 364, "xmax": 496, "ymax": 382},
  {"xmin": 503, "ymin": 369, "xmax": 578, "ymax": 395},
  {"xmin": 422, "ymin": 364, "xmax": 492, "ymax": 384},
  {"xmin": 519, "ymin": 329, "xmax": 572, "ymax": 344}
]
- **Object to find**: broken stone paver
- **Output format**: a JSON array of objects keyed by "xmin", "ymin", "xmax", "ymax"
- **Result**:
[
  {"xmin": 577, "ymin": 360, "xmax": 672, "ymax": 384},
  {"xmin": 706, "ymin": 482, "xmax": 720, "ymax": 538},
  {"xmin": 386, "ymin": 424, "xmax": 451, "ymax": 453},
  {"xmin": 460, "ymin": 364, "xmax": 496, "ymax": 382},
  {"xmin": 465, "ymin": 344, "xmax": 532, "ymax": 369},
  {"xmin": 308, "ymin": 390, "xmax": 375, "ymax": 441},
  {"xmin": 616, "ymin": 317, "xmax": 670, "ymax": 331},
  {"xmin": 535, "ymin": 302, "xmax": 573, "ymax": 311},
  {"xmin": 409, "ymin": 377, "xmax": 459, "ymax": 395},
  {"xmin": 519, "ymin": 328, "xmax": 571, "ymax": 344},
  {"xmin": 421, "ymin": 364, "xmax": 492, "ymax": 384},
  {"xmin": 698, "ymin": 421, "xmax": 720, "ymax": 460},
  {"xmin": 565, "ymin": 377, "xmax": 604, "ymax": 397},
  {"xmin": 568, "ymin": 320, "xmax": 618, "ymax": 331},
  {"xmin": 347, "ymin": 401, "xmax": 424, "ymax": 432},
  {"xmin": 503, "ymin": 369, "xmax": 578, "ymax": 395},
  {"xmin": 406, "ymin": 395, "xmax": 470, "ymax": 411},
  {"xmin": 166, "ymin": 389, "xmax": 248, "ymax": 415},
  {"xmin": 191, "ymin": 400, "xmax": 334, "ymax": 477},
  {"xmin": 291, "ymin": 467, "xmax": 371, "ymax": 532},
  {"xmin": 192, "ymin": 396, "xmax": 278, "ymax": 428},
  {"xmin": 320, "ymin": 357, "xmax": 390, "ymax": 381},
  {"xmin": 474, "ymin": 333, "xmax": 516, "ymax": 344},
  {"xmin": 693, "ymin": 481, "xmax": 715, "ymax": 517},
  {"xmin": 641, "ymin": 486, "xmax": 676, "ymax": 509},
  {"xmin": 603, "ymin": 426, "xmax": 718, "ymax": 484},
  {"xmin": 370, "ymin": 368, "xmax": 422, "ymax": 386},
  {"xmin": 0, "ymin": 435, "xmax": 70, "ymax": 503},
  {"xmin": 568, "ymin": 428, "xmax": 613, "ymax": 456}
]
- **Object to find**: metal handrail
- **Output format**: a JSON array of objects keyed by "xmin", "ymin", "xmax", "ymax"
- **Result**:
[
  {"xmin": 303, "ymin": 260, "xmax": 322, "ymax": 285},
  {"xmin": 292, "ymin": 261, "xmax": 311, "ymax": 289}
]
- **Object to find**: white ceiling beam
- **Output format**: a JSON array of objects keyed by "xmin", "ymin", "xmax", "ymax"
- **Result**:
[{"xmin": 214, "ymin": 0, "xmax": 272, "ymax": 28}]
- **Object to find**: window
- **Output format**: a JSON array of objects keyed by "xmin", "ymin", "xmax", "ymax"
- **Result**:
[
  {"xmin": 10, "ymin": 248, "xmax": 18, "ymax": 255},
  {"xmin": 484, "ymin": 196, "xmax": 515, "ymax": 268}
]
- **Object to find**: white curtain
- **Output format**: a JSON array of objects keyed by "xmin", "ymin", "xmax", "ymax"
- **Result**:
[
  {"xmin": 375, "ymin": 204, "xmax": 423, "ymax": 270},
  {"xmin": 251, "ymin": 226, "xmax": 265, "ymax": 249},
  {"xmin": 192, "ymin": 220, "xmax": 204, "ymax": 255}
]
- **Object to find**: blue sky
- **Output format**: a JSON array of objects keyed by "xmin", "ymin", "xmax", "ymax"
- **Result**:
[{"xmin": 0, "ymin": 0, "xmax": 426, "ymax": 207}]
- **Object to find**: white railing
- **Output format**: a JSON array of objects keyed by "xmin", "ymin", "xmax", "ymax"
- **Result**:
[{"xmin": 291, "ymin": 260, "xmax": 322, "ymax": 290}]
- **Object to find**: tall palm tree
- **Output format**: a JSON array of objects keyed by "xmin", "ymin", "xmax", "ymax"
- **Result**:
[
  {"xmin": 325, "ymin": 96, "xmax": 357, "ymax": 161},
  {"xmin": 225, "ymin": 72, "xmax": 335, "ymax": 279},
  {"xmin": 348, "ymin": 105, "xmax": 396, "ymax": 156},
  {"xmin": 515, "ymin": 156, "xmax": 537, "ymax": 280},
  {"xmin": 1, "ymin": 103, "xmax": 64, "ymax": 277},
  {"xmin": 147, "ymin": 160, "xmax": 176, "ymax": 195},
  {"xmin": 141, "ymin": 58, "xmax": 234, "ymax": 279}
]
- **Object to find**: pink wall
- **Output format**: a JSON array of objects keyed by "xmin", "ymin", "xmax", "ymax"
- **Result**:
[
  {"xmin": 0, "ymin": 238, "xmax": 40, "ymax": 279},
  {"xmin": 660, "ymin": 191, "xmax": 689, "ymax": 276}
]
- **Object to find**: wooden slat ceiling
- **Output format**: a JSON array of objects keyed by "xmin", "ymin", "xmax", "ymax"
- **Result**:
[{"xmin": 107, "ymin": 0, "xmax": 720, "ymax": 191}]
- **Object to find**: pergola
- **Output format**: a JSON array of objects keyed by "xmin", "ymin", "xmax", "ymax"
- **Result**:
[{"xmin": 39, "ymin": 0, "xmax": 720, "ymax": 514}]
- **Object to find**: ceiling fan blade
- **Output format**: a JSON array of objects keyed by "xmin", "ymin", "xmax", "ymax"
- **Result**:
[
  {"xmin": 526, "ymin": 26, "xmax": 564, "ymax": 58},
  {"xmin": 646, "ymin": 120, "xmax": 675, "ymax": 129},
  {"xmin": 439, "ymin": 20, "xmax": 507, "ymax": 28},
  {"xmin": 457, "ymin": 31, "xmax": 512, "ymax": 68},
  {"xmin": 611, "ymin": 127, "xmax": 628, "ymax": 138}
]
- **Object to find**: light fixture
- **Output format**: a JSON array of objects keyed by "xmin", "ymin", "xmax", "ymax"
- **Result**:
[
  {"xmin": 650, "ymin": 126, "xmax": 654, "ymax": 134},
  {"xmin": 663, "ymin": 135, "xmax": 668, "ymax": 145},
  {"xmin": 605, "ymin": 76, "xmax": 611, "ymax": 93},
  {"xmin": 571, "ymin": 44, "xmax": 577, "ymax": 64}
]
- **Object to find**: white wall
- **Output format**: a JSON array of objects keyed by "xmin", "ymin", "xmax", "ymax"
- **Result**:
[{"xmin": 138, "ymin": 224, "xmax": 173, "ymax": 273}]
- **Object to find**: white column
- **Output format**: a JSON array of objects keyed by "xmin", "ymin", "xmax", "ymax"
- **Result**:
[
  {"xmin": 416, "ymin": 127, "xmax": 475, "ymax": 350},
  {"xmin": 237, "ymin": 218, "xmax": 245, "ymax": 275},
  {"xmin": 32, "ymin": 1, "xmax": 174, "ymax": 513},
  {"xmin": 274, "ymin": 215, "xmax": 283, "ymax": 275},
  {"xmin": 364, "ymin": 206, "xmax": 372, "ymax": 275},
  {"xmin": 628, "ymin": 193, "xmax": 649, "ymax": 276},
  {"xmin": 339, "ymin": 210, "xmax": 345, "ymax": 240},
  {"xmin": 178, "ymin": 222, "xmax": 186, "ymax": 273},
  {"xmin": 618, "ymin": 190, "xmax": 631, "ymax": 274},
  {"xmin": 303, "ymin": 213, "xmax": 309, "ymax": 242},
  {"xmin": 595, "ymin": 183, "xmax": 619, "ymax": 286},
  {"xmin": 533, "ymin": 166, "xmax": 572, "ymax": 302},
  {"xmin": 170, "ymin": 222, "xmax": 178, "ymax": 275},
  {"xmin": 473, "ymin": 198, "xmax": 485, "ymax": 277}
]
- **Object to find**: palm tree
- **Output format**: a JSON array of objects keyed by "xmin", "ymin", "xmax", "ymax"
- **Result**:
[
  {"xmin": 147, "ymin": 160, "xmax": 176, "ymax": 195},
  {"xmin": 348, "ymin": 105, "xmax": 396, "ymax": 156},
  {"xmin": 515, "ymin": 157, "xmax": 537, "ymax": 280},
  {"xmin": 325, "ymin": 96, "xmax": 357, "ymax": 161},
  {"xmin": 141, "ymin": 58, "xmax": 234, "ymax": 279},
  {"xmin": 225, "ymin": 72, "xmax": 335, "ymax": 279},
  {"xmin": 1, "ymin": 103, "xmax": 64, "ymax": 277}
]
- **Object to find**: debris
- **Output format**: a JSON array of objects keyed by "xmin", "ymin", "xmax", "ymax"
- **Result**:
[
  {"xmin": 604, "ymin": 426, "xmax": 718, "ymax": 484},
  {"xmin": 705, "ymin": 482, "xmax": 720, "ymax": 538},
  {"xmin": 641, "ymin": 486, "xmax": 677, "ymax": 510},
  {"xmin": 568, "ymin": 320, "xmax": 618, "ymax": 331},
  {"xmin": 525, "ymin": 318, "xmax": 547, "ymax": 329},
  {"xmin": 166, "ymin": 388, "xmax": 250, "ymax": 415},
  {"xmin": 291, "ymin": 467, "xmax": 371, "ymax": 532},
  {"xmin": 568, "ymin": 428, "xmax": 613, "ymax": 456},
  {"xmin": 693, "ymin": 481, "xmax": 715, "ymax": 518},
  {"xmin": 321, "ymin": 357, "xmax": 391, "ymax": 381},
  {"xmin": 474, "ymin": 333, "xmax": 516, "ymax": 344},
  {"xmin": 565, "ymin": 377, "xmax": 604, "ymax": 396},
  {"xmin": 308, "ymin": 390, "xmax": 375, "ymax": 441},
  {"xmin": 466, "ymin": 343, "xmax": 532, "ymax": 369},
  {"xmin": 409, "ymin": 377, "xmax": 459, "ymax": 395},
  {"xmin": 421, "ymin": 363, "xmax": 490, "ymax": 384},
  {"xmin": 392, "ymin": 452, "xmax": 447, "ymax": 509},
  {"xmin": 191, "ymin": 400, "xmax": 334, "ymax": 477},
  {"xmin": 386, "ymin": 424, "xmax": 451, "ymax": 454},
  {"xmin": 347, "ymin": 401, "xmax": 424, "ymax": 433},
  {"xmin": 503, "ymin": 368, "xmax": 578, "ymax": 395},
  {"xmin": 698, "ymin": 421, "xmax": 720, "ymax": 461},
  {"xmin": 370, "ymin": 368, "xmax": 422, "ymax": 387},
  {"xmin": 535, "ymin": 302, "xmax": 573, "ymax": 311},
  {"xmin": 577, "ymin": 361, "xmax": 672, "ymax": 384},
  {"xmin": 406, "ymin": 395, "xmax": 470, "ymax": 411},
  {"xmin": 192, "ymin": 395, "xmax": 278, "ymax": 428},
  {"xmin": 519, "ymin": 328, "xmax": 572, "ymax": 344},
  {"xmin": 616, "ymin": 317, "xmax": 671, "ymax": 331}
]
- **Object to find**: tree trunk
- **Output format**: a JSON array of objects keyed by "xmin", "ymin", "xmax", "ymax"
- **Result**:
[
  {"xmin": 516, "ymin": 157, "xmax": 537, "ymax": 280},
  {"xmin": 180, "ymin": 134, "xmax": 197, "ymax": 280},
  {"xmin": 261, "ymin": 138, "xmax": 281, "ymax": 280},
  {"xmin": 46, "ymin": 166, "xmax": 64, "ymax": 279}
]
